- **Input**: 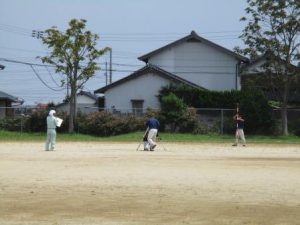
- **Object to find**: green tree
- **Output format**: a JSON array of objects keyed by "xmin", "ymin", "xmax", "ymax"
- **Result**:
[
  {"xmin": 160, "ymin": 93, "xmax": 187, "ymax": 131},
  {"xmin": 238, "ymin": 0, "xmax": 300, "ymax": 135},
  {"xmin": 41, "ymin": 19, "xmax": 109, "ymax": 132}
]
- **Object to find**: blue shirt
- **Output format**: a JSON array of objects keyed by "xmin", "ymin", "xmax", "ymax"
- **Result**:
[{"xmin": 146, "ymin": 117, "xmax": 160, "ymax": 129}]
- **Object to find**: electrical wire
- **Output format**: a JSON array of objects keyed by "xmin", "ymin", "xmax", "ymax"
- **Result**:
[
  {"xmin": 44, "ymin": 65, "xmax": 63, "ymax": 87},
  {"xmin": 29, "ymin": 65, "xmax": 66, "ymax": 92}
]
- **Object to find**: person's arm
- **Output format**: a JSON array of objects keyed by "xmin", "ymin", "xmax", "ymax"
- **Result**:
[{"xmin": 237, "ymin": 116, "xmax": 244, "ymax": 122}]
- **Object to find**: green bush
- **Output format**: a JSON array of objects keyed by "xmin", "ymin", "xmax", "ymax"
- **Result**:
[
  {"xmin": 77, "ymin": 111, "xmax": 144, "ymax": 136},
  {"xmin": 159, "ymin": 84, "xmax": 275, "ymax": 134},
  {"xmin": 177, "ymin": 107, "xmax": 201, "ymax": 133},
  {"xmin": 25, "ymin": 109, "xmax": 48, "ymax": 132},
  {"xmin": 159, "ymin": 93, "xmax": 187, "ymax": 131},
  {"xmin": 289, "ymin": 118, "xmax": 300, "ymax": 136},
  {"xmin": 0, "ymin": 117, "xmax": 25, "ymax": 131}
]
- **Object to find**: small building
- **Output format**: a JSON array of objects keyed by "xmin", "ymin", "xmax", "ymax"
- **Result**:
[
  {"xmin": 56, "ymin": 91, "xmax": 99, "ymax": 114},
  {"xmin": 0, "ymin": 91, "xmax": 23, "ymax": 118},
  {"xmin": 241, "ymin": 51, "xmax": 300, "ymax": 102}
]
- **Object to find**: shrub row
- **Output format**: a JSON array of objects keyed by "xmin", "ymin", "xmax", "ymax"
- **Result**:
[
  {"xmin": 158, "ymin": 84, "xmax": 276, "ymax": 134},
  {"xmin": 0, "ymin": 110, "xmax": 145, "ymax": 136}
]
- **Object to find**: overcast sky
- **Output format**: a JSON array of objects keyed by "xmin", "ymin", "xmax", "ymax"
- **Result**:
[{"xmin": 0, "ymin": 0, "xmax": 248, "ymax": 105}]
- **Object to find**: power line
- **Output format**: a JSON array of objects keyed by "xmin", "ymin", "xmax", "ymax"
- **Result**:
[
  {"xmin": 29, "ymin": 65, "xmax": 66, "ymax": 92},
  {"xmin": 0, "ymin": 46, "xmax": 48, "ymax": 54},
  {"xmin": 0, "ymin": 23, "xmax": 242, "ymax": 40},
  {"xmin": 0, "ymin": 57, "xmax": 54, "ymax": 67},
  {"xmin": 44, "ymin": 65, "xmax": 62, "ymax": 88},
  {"xmin": 0, "ymin": 57, "xmax": 65, "ymax": 92},
  {"xmin": 110, "ymin": 68, "xmax": 235, "ymax": 75}
]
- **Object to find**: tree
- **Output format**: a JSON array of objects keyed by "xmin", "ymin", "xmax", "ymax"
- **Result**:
[
  {"xmin": 238, "ymin": 0, "xmax": 300, "ymax": 135},
  {"xmin": 160, "ymin": 93, "xmax": 187, "ymax": 131},
  {"xmin": 41, "ymin": 19, "xmax": 109, "ymax": 132}
]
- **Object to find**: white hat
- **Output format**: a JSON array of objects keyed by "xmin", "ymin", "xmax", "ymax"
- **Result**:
[{"xmin": 49, "ymin": 110, "xmax": 56, "ymax": 116}]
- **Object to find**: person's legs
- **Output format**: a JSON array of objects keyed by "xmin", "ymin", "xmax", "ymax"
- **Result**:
[
  {"xmin": 147, "ymin": 129, "xmax": 158, "ymax": 150},
  {"xmin": 45, "ymin": 131, "xmax": 51, "ymax": 151},
  {"xmin": 240, "ymin": 129, "xmax": 246, "ymax": 146},
  {"xmin": 232, "ymin": 129, "xmax": 239, "ymax": 146},
  {"xmin": 49, "ymin": 130, "xmax": 56, "ymax": 150},
  {"xmin": 144, "ymin": 141, "xmax": 150, "ymax": 151}
]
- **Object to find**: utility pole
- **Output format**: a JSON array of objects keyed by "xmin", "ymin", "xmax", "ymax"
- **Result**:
[
  {"xmin": 108, "ymin": 48, "xmax": 112, "ymax": 84},
  {"xmin": 105, "ymin": 61, "xmax": 108, "ymax": 86}
]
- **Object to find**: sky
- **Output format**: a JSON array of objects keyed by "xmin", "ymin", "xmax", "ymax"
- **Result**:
[{"xmin": 0, "ymin": 0, "xmax": 248, "ymax": 105}]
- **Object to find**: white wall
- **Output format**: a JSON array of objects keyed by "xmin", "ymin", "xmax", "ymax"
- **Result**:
[
  {"xmin": 148, "ymin": 41, "xmax": 240, "ymax": 91},
  {"xmin": 242, "ymin": 59, "xmax": 267, "ymax": 75},
  {"xmin": 105, "ymin": 73, "xmax": 170, "ymax": 112},
  {"xmin": 77, "ymin": 95, "xmax": 96, "ymax": 104},
  {"xmin": 56, "ymin": 94, "xmax": 98, "ymax": 114}
]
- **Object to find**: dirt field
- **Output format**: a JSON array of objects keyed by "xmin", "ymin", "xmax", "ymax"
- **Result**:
[{"xmin": 0, "ymin": 141, "xmax": 299, "ymax": 225}]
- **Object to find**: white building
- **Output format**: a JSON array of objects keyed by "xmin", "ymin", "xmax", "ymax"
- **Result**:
[
  {"xmin": 95, "ymin": 31, "xmax": 248, "ymax": 114},
  {"xmin": 56, "ymin": 91, "xmax": 99, "ymax": 114}
]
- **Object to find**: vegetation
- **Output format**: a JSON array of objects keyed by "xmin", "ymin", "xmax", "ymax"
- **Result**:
[
  {"xmin": 77, "ymin": 111, "xmax": 145, "ymax": 136},
  {"xmin": 41, "ymin": 19, "xmax": 109, "ymax": 132},
  {"xmin": 159, "ymin": 93, "xmax": 188, "ymax": 131},
  {"xmin": 237, "ymin": 0, "xmax": 300, "ymax": 135},
  {"xmin": 0, "ymin": 109, "xmax": 145, "ymax": 136},
  {"xmin": 158, "ymin": 84, "xmax": 275, "ymax": 134}
]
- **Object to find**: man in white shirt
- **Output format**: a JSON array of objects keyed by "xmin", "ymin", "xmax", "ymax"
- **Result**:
[{"xmin": 45, "ymin": 110, "xmax": 59, "ymax": 151}]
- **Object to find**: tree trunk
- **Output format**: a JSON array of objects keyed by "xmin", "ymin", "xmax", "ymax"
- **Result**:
[
  {"xmin": 68, "ymin": 93, "xmax": 75, "ymax": 133},
  {"xmin": 68, "ymin": 81, "xmax": 76, "ymax": 133},
  {"xmin": 281, "ymin": 105, "xmax": 288, "ymax": 136},
  {"xmin": 73, "ymin": 93, "xmax": 77, "ymax": 132},
  {"xmin": 281, "ymin": 79, "xmax": 289, "ymax": 136}
]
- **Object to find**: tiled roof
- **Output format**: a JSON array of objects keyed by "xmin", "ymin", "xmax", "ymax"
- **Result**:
[
  {"xmin": 0, "ymin": 91, "xmax": 21, "ymax": 102},
  {"xmin": 94, "ymin": 64, "xmax": 205, "ymax": 94},
  {"xmin": 138, "ymin": 31, "xmax": 248, "ymax": 63}
]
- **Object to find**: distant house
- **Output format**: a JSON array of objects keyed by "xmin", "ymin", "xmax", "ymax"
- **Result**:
[
  {"xmin": 95, "ymin": 64, "xmax": 203, "ymax": 114},
  {"xmin": 56, "ymin": 91, "xmax": 99, "ymax": 114},
  {"xmin": 0, "ymin": 91, "xmax": 23, "ymax": 118},
  {"xmin": 95, "ymin": 31, "xmax": 248, "ymax": 114},
  {"xmin": 241, "ymin": 51, "xmax": 300, "ymax": 102},
  {"xmin": 242, "ymin": 51, "xmax": 299, "ymax": 75}
]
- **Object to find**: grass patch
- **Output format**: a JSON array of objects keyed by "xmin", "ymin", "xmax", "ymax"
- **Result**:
[{"xmin": 0, "ymin": 130, "xmax": 299, "ymax": 144}]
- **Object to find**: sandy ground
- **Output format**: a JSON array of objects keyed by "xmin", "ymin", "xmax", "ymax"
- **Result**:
[{"xmin": 0, "ymin": 141, "xmax": 300, "ymax": 225}]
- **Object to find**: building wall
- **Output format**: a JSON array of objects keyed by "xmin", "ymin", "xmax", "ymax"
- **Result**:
[
  {"xmin": 56, "ymin": 94, "xmax": 98, "ymax": 114},
  {"xmin": 104, "ymin": 73, "xmax": 170, "ymax": 113},
  {"xmin": 77, "ymin": 95, "xmax": 96, "ymax": 104},
  {"xmin": 148, "ymin": 41, "xmax": 240, "ymax": 91},
  {"xmin": 241, "ymin": 59, "xmax": 267, "ymax": 75}
]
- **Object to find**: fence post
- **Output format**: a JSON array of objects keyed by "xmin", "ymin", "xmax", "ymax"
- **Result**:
[
  {"xmin": 20, "ymin": 115, "xmax": 23, "ymax": 133},
  {"xmin": 220, "ymin": 109, "xmax": 224, "ymax": 134}
]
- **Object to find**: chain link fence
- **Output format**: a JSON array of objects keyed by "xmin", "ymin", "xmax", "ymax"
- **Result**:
[{"xmin": 1, "ymin": 106, "xmax": 300, "ymax": 135}]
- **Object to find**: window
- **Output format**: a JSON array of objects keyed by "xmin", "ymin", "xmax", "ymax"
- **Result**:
[{"xmin": 131, "ymin": 99, "xmax": 144, "ymax": 116}]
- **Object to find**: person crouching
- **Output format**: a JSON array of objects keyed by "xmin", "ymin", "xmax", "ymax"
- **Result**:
[{"xmin": 146, "ymin": 116, "xmax": 160, "ymax": 151}]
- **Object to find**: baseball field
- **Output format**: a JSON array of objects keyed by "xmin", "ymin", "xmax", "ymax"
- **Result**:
[{"xmin": 0, "ymin": 141, "xmax": 299, "ymax": 225}]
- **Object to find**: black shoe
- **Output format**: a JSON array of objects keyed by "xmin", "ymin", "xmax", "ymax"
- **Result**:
[{"xmin": 232, "ymin": 144, "xmax": 237, "ymax": 147}]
